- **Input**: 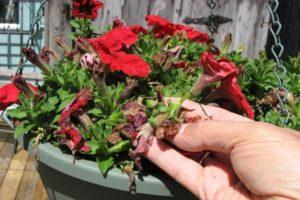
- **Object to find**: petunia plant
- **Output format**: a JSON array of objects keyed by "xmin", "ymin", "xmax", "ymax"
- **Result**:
[{"xmin": 1, "ymin": 0, "xmax": 299, "ymax": 192}]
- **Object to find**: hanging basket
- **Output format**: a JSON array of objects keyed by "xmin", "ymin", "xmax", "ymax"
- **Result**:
[
  {"xmin": 17, "ymin": 134, "xmax": 194, "ymax": 200},
  {"xmin": 1, "ymin": 0, "xmax": 299, "ymax": 200}
]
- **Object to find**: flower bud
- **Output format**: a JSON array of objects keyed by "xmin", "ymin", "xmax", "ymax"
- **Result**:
[
  {"xmin": 22, "ymin": 48, "xmax": 51, "ymax": 75},
  {"xmin": 287, "ymin": 92, "xmax": 295, "ymax": 108},
  {"xmin": 10, "ymin": 74, "xmax": 38, "ymax": 97},
  {"xmin": 80, "ymin": 53, "xmax": 100, "ymax": 70}
]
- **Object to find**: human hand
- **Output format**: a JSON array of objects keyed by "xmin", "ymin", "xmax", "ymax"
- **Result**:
[{"xmin": 145, "ymin": 100, "xmax": 300, "ymax": 200}]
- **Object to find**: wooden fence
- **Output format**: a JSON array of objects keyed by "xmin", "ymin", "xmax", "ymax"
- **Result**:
[{"xmin": 46, "ymin": 0, "xmax": 270, "ymax": 58}]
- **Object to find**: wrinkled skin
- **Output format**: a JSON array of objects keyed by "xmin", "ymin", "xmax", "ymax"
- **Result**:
[{"xmin": 145, "ymin": 99, "xmax": 300, "ymax": 200}]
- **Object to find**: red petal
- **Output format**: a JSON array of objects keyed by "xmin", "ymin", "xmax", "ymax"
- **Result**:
[
  {"xmin": 211, "ymin": 77, "xmax": 255, "ymax": 119},
  {"xmin": 109, "ymin": 51, "xmax": 150, "ymax": 78},
  {"xmin": 72, "ymin": 0, "xmax": 103, "ymax": 20},
  {"xmin": 146, "ymin": 15, "xmax": 209, "ymax": 43},
  {"xmin": 89, "ymin": 27, "xmax": 137, "ymax": 51},
  {"xmin": 145, "ymin": 15, "xmax": 174, "ymax": 38},
  {"xmin": 129, "ymin": 25, "xmax": 149, "ymax": 35},
  {"xmin": 194, "ymin": 52, "xmax": 238, "ymax": 91},
  {"xmin": 0, "ymin": 83, "xmax": 20, "ymax": 110}
]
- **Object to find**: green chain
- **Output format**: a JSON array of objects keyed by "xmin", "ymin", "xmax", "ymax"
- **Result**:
[
  {"xmin": 267, "ymin": 0, "xmax": 291, "ymax": 127},
  {"xmin": 16, "ymin": 0, "xmax": 48, "ymax": 75}
]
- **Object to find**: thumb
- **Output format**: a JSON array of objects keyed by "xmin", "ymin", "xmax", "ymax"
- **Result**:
[{"xmin": 168, "ymin": 120, "xmax": 258, "ymax": 153}]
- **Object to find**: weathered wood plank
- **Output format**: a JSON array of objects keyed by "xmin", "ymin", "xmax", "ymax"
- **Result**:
[
  {"xmin": 122, "ymin": 0, "xmax": 149, "ymax": 26},
  {"xmin": 45, "ymin": 0, "xmax": 72, "ymax": 54},
  {"xmin": 93, "ymin": 0, "xmax": 124, "ymax": 31},
  {"xmin": 34, "ymin": 179, "xmax": 48, "ymax": 200},
  {"xmin": 0, "ymin": 149, "xmax": 29, "ymax": 200},
  {"xmin": 0, "ymin": 132, "xmax": 8, "ymax": 152},
  {"xmin": 0, "ymin": 69, "xmax": 43, "ymax": 80},
  {"xmin": 148, "ymin": 0, "xmax": 176, "ymax": 21},
  {"xmin": 15, "ymin": 156, "xmax": 40, "ymax": 200},
  {"xmin": 0, "ymin": 135, "xmax": 15, "ymax": 185}
]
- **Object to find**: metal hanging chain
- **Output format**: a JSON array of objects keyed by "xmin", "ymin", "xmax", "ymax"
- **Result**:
[
  {"xmin": 207, "ymin": 0, "xmax": 217, "ymax": 38},
  {"xmin": 16, "ymin": 0, "xmax": 48, "ymax": 75},
  {"xmin": 267, "ymin": 0, "xmax": 291, "ymax": 127}
]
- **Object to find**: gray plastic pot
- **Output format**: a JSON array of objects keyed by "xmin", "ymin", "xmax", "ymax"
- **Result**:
[{"xmin": 20, "ymin": 136, "xmax": 196, "ymax": 200}]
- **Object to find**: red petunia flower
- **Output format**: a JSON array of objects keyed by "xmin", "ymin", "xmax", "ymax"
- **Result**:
[
  {"xmin": 145, "ymin": 15, "xmax": 174, "ymax": 38},
  {"xmin": 72, "ymin": 0, "xmax": 103, "ymax": 20},
  {"xmin": 109, "ymin": 51, "xmax": 150, "ymax": 78},
  {"xmin": 0, "ymin": 83, "xmax": 20, "ymax": 110},
  {"xmin": 174, "ymin": 24, "xmax": 209, "ymax": 43},
  {"xmin": 145, "ymin": 15, "xmax": 209, "ymax": 43},
  {"xmin": 195, "ymin": 52, "xmax": 254, "ymax": 119},
  {"xmin": 112, "ymin": 18, "xmax": 148, "ymax": 35},
  {"xmin": 88, "ymin": 27, "xmax": 150, "ymax": 78},
  {"xmin": 0, "ymin": 76, "xmax": 38, "ymax": 111},
  {"xmin": 89, "ymin": 27, "xmax": 137, "ymax": 52}
]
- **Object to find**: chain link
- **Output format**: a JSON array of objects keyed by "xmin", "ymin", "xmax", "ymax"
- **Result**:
[
  {"xmin": 16, "ymin": 0, "xmax": 48, "ymax": 75},
  {"xmin": 267, "ymin": 0, "xmax": 291, "ymax": 127},
  {"xmin": 207, "ymin": 0, "xmax": 217, "ymax": 38}
]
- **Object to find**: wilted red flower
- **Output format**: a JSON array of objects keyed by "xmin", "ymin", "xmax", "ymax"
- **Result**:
[
  {"xmin": 211, "ymin": 77, "xmax": 255, "ymax": 119},
  {"xmin": 113, "ymin": 17, "xmax": 127, "ymax": 28},
  {"xmin": 72, "ymin": 0, "xmax": 103, "ymax": 20},
  {"xmin": 196, "ymin": 52, "xmax": 254, "ymax": 119},
  {"xmin": 123, "ymin": 101, "xmax": 147, "ymax": 128},
  {"xmin": 56, "ymin": 124, "xmax": 90, "ymax": 152},
  {"xmin": 145, "ymin": 15, "xmax": 209, "ymax": 43},
  {"xmin": 88, "ymin": 27, "xmax": 150, "ymax": 78},
  {"xmin": 129, "ymin": 25, "xmax": 148, "ymax": 35},
  {"xmin": 22, "ymin": 48, "xmax": 51, "ymax": 75},
  {"xmin": 58, "ymin": 89, "xmax": 93, "ymax": 125},
  {"xmin": 192, "ymin": 52, "xmax": 237, "ymax": 93},
  {"xmin": 11, "ymin": 75, "xmax": 39, "ymax": 97}
]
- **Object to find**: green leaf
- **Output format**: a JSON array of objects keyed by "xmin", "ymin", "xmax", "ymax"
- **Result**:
[
  {"xmin": 7, "ymin": 107, "xmax": 27, "ymax": 119},
  {"xmin": 108, "ymin": 140, "xmax": 131, "ymax": 154},
  {"xmin": 14, "ymin": 121, "xmax": 35, "ymax": 139},
  {"xmin": 57, "ymin": 88, "xmax": 75, "ymax": 101},
  {"xmin": 87, "ymin": 108, "xmax": 102, "ymax": 116},
  {"xmin": 97, "ymin": 155, "xmax": 115, "ymax": 175},
  {"xmin": 69, "ymin": 20, "xmax": 81, "ymax": 29},
  {"xmin": 86, "ymin": 140, "xmax": 100, "ymax": 155},
  {"xmin": 58, "ymin": 96, "xmax": 75, "ymax": 112},
  {"xmin": 50, "ymin": 114, "xmax": 60, "ymax": 125},
  {"xmin": 40, "ymin": 96, "xmax": 59, "ymax": 113}
]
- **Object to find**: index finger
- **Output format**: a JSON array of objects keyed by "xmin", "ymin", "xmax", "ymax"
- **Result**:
[
  {"xmin": 145, "ymin": 138, "xmax": 203, "ymax": 197},
  {"xmin": 181, "ymin": 99, "xmax": 252, "ymax": 122}
]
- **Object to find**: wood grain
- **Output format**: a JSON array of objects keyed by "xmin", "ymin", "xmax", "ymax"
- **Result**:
[
  {"xmin": 0, "ymin": 135, "xmax": 15, "ymax": 185},
  {"xmin": 15, "ymin": 157, "xmax": 40, "ymax": 200},
  {"xmin": 0, "ymin": 149, "xmax": 29, "ymax": 200},
  {"xmin": 33, "ymin": 179, "xmax": 48, "ymax": 200},
  {"xmin": 45, "ymin": 0, "xmax": 72, "ymax": 55}
]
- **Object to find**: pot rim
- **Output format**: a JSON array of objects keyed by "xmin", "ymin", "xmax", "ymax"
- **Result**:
[{"xmin": 25, "ymin": 140, "xmax": 188, "ymax": 197}]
